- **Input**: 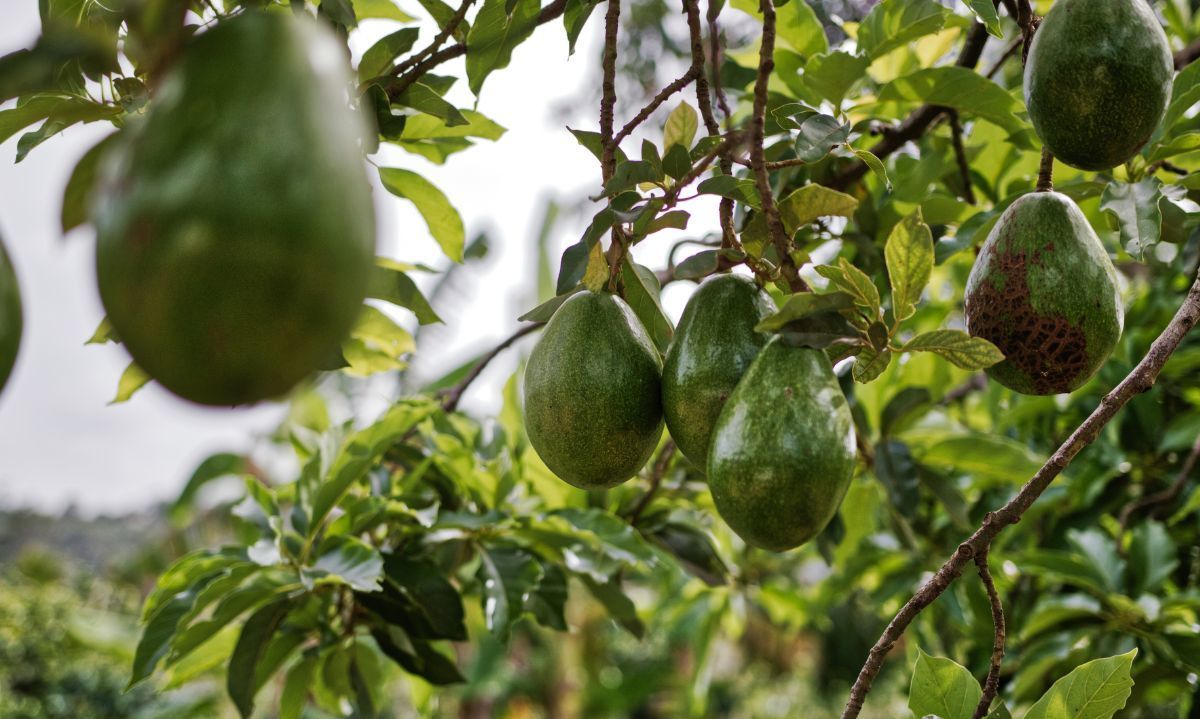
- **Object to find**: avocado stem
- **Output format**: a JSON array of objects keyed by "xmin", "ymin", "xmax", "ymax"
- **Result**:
[{"xmin": 1036, "ymin": 145, "xmax": 1054, "ymax": 192}]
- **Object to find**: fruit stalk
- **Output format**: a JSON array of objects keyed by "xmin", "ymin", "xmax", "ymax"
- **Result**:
[
  {"xmin": 841, "ymin": 265, "xmax": 1200, "ymax": 719},
  {"xmin": 1035, "ymin": 145, "xmax": 1054, "ymax": 192}
]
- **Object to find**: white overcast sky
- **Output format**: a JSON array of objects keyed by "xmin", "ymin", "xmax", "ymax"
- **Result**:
[{"xmin": 0, "ymin": 3, "xmax": 716, "ymax": 514}]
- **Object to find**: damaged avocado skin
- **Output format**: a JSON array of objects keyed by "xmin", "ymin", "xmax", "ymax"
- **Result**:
[
  {"xmin": 523, "ymin": 291, "xmax": 664, "ymax": 490},
  {"xmin": 707, "ymin": 338, "xmax": 857, "ymax": 552},
  {"xmin": 662, "ymin": 274, "xmax": 775, "ymax": 468},
  {"xmin": 1024, "ymin": 0, "xmax": 1172, "ymax": 171},
  {"xmin": 965, "ymin": 192, "xmax": 1123, "ymax": 395}
]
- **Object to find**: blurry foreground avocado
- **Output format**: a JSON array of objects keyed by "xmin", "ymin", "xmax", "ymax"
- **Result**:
[
  {"xmin": 523, "ymin": 291, "xmax": 663, "ymax": 489},
  {"xmin": 707, "ymin": 338, "xmax": 856, "ymax": 551},
  {"xmin": 0, "ymin": 235, "xmax": 21, "ymax": 395},
  {"xmin": 965, "ymin": 192, "xmax": 1122, "ymax": 395},
  {"xmin": 1024, "ymin": 0, "xmax": 1172, "ymax": 171},
  {"xmin": 662, "ymin": 274, "xmax": 773, "ymax": 468},
  {"xmin": 93, "ymin": 11, "xmax": 375, "ymax": 406}
]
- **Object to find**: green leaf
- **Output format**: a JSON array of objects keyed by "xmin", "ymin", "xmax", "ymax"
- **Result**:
[
  {"xmin": 60, "ymin": 131, "xmax": 115, "ymax": 233},
  {"xmin": 169, "ymin": 574, "xmax": 290, "ymax": 666},
  {"xmin": 399, "ymin": 109, "xmax": 505, "ymax": 141},
  {"xmin": 353, "ymin": 0, "xmax": 418, "ymax": 21},
  {"xmin": 815, "ymin": 258, "xmax": 881, "ymax": 314},
  {"xmin": 803, "ymin": 51, "xmax": 869, "ymax": 108},
  {"xmin": 281, "ymin": 654, "xmax": 318, "ymax": 719},
  {"xmin": 464, "ymin": 0, "xmax": 540, "ymax": 95},
  {"xmin": 877, "ymin": 67, "xmax": 1024, "ymax": 135},
  {"xmin": 777, "ymin": 311, "xmax": 860, "ymax": 350},
  {"xmin": 477, "ymin": 544, "xmax": 542, "ymax": 639},
  {"xmin": 581, "ymin": 576, "xmax": 644, "ymax": 637},
  {"xmin": 696, "ymin": 175, "xmax": 761, "ymax": 208},
  {"xmin": 663, "ymin": 143, "xmax": 693, "ymax": 181},
  {"xmin": 110, "ymin": 362, "xmax": 150, "ymax": 404},
  {"xmin": 1128, "ymin": 521, "xmax": 1178, "ymax": 595},
  {"xmin": 857, "ymin": 0, "xmax": 956, "ymax": 60},
  {"xmin": 379, "ymin": 168, "xmax": 465, "ymax": 262},
  {"xmin": 1100, "ymin": 178, "xmax": 1163, "ymax": 258},
  {"xmin": 1147, "ymin": 132, "xmax": 1200, "ymax": 163},
  {"xmin": 778, "ymin": 106, "xmax": 849, "ymax": 163},
  {"xmin": 1024, "ymin": 650, "xmax": 1137, "ymax": 719},
  {"xmin": 519, "ymin": 287, "xmax": 582, "ymax": 322},
  {"xmin": 777, "ymin": 184, "xmax": 859, "ymax": 234},
  {"xmin": 372, "ymin": 628, "xmax": 465, "ymax": 684},
  {"xmin": 674, "ymin": 250, "xmax": 721, "ymax": 280},
  {"xmin": 620, "ymin": 262, "xmax": 673, "ymax": 354},
  {"xmin": 341, "ymin": 305, "xmax": 415, "ymax": 377},
  {"xmin": 756, "ymin": 291, "xmax": 855, "ymax": 332},
  {"xmin": 168, "ymin": 453, "xmax": 246, "ymax": 525},
  {"xmin": 663, "ymin": 101, "xmax": 698, "ymax": 151},
  {"xmin": 966, "ymin": 0, "xmax": 1003, "ymax": 38},
  {"xmin": 381, "ymin": 554, "xmax": 467, "ymax": 641},
  {"xmin": 563, "ymin": 0, "xmax": 602, "ymax": 54},
  {"xmin": 602, "ymin": 160, "xmax": 663, "ymax": 195},
  {"xmin": 306, "ymin": 537, "xmax": 384, "ymax": 592},
  {"xmin": 393, "ymin": 82, "xmax": 469, "ymax": 126},
  {"xmin": 358, "ymin": 28, "xmax": 420, "ymax": 80},
  {"xmin": 228, "ymin": 598, "xmax": 295, "ymax": 719},
  {"xmin": 131, "ymin": 572, "xmax": 224, "ymax": 687},
  {"xmin": 85, "ymin": 316, "xmax": 117, "ymax": 344},
  {"xmin": 367, "ymin": 258, "xmax": 443, "ymax": 324},
  {"xmin": 904, "ymin": 330, "xmax": 1003, "ymax": 370},
  {"xmin": 1162, "ymin": 59, "xmax": 1200, "ymax": 133},
  {"xmin": 908, "ymin": 648, "xmax": 982, "ymax": 719},
  {"xmin": 852, "ymin": 147, "xmax": 892, "ymax": 190},
  {"xmin": 1021, "ymin": 594, "xmax": 1103, "ymax": 640},
  {"xmin": 526, "ymin": 564, "xmax": 569, "ymax": 629},
  {"xmin": 885, "ymin": 209, "xmax": 933, "ymax": 322},
  {"xmin": 914, "ymin": 432, "xmax": 1042, "ymax": 485},
  {"xmin": 852, "ymin": 346, "xmax": 892, "ymax": 383},
  {"xmin": 412, "ymin": 0, "xmax": 469, "ymax": 40}
]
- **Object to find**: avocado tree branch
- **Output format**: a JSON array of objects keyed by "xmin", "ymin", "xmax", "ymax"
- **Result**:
[
  {"xmin": 389, "ymin": 0, "xmax": 476, "ymax": 81},
  {"xmin": 948, "ymin": 110, "xmax": 976, "ymax": 205},
  {"xmin": 628, "ymin": 440, "xmax": 676, "ymax": 526},
  {"xmin": 439, "ymin": 323, "xmax": 544, "ymax": 413},
  {"xmin": 1035, "ymin": 145, "xmax": 1054, "ymax": 192},
  {"xmin": 1117, "ymin": 432, "xmax": 1200, "ymax": 533},
  {"xmin": 1175, "ymin": 37, "xmax": 1200, "ymax": 70},
  {"xmin": 840, "ymin": 267, "xmax": 1200, "ymax": 719},
  {"xmin": 749, "ymin": 0, "xmax": 806, "ymax": 292},
  {"xmin": 971, "ymin": 550, "xmax": 1006, "ymax": 719}
]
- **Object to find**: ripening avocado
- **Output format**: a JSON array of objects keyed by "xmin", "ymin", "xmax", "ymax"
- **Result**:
[
  {"xmin": 524, "ymin": 291, "xmax": 664, "ymax": 489},
  {"xmin": 965, "ymin": 192, "xmax": 1123, "ymax": 395},
  {"xmin": 707, "ymin": 337, "xmax": 857, "ymax": 552},
  {"xmin": 1024, "ymin": 0, "xmax": 1172, "ymax": 171},
  {"xmin": 0, "ymin": 236, "xmax": 21, "ymax": 395},
  {"xmin": 662, "ymin": 274, "xmax": 774, "ymax": 468},
  {"xmin": 93, "ymin": 11, "xmax": 375, "ymax": 406}
]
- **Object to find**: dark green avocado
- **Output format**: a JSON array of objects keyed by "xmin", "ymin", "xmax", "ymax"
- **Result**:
[
  {"xmin": 662, "ymin": 274, "xmax": 774, "ymax": 468},
  {"xmin": 707, "ymin": 337, "xmax": 857, "ymax": 552},
  {"xmin": 523, "ymin": 291, "xmax": 664, "ymax": 489},
  {"xmin": 93, "ymin": 11, "xmax": 375, "ymax": 406},
  {"xmin": 1024, "ymin": 0, "xmax": 1172, "ymax": 171},
  {"xmin": 965, "ymin": 192, "xmax": 1123, "ymax": 395},
  {"xmin": 0, "ymin": 236, "xmax": 21, "ymax": 395}
]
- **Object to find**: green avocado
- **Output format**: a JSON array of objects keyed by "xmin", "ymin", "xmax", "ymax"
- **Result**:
[
  {"xmin": 93, "ymin": 11, "xmax": 375, "ymax": 406},
  {"xmin": 707, "ymin": 337, "xmax": 857, "ymax": 552},
  {"xmin": 1024, "ymin": 0, "xmax": 1172, "ymax": 171},
  {"xmin": 965, "ymin": 192, "xmax": 1123, "ymax": 395},
  {"xmin": 0, "ymin": 236, "xmax": 21, "ymax": 395},
  {"xmin": 523, "ymin": 291, "xmax": 664, "ymax": 489},
  {"xmin": 662, "ymin": 274, "xmax": 774, "ymax": 467}
]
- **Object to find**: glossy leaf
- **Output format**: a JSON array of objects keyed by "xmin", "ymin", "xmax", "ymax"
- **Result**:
[
  {"xmin": 904, "ymin": 330, "xmax": 1004, "ymax": 370},
  {"xmin": 1024, "ymin": 651, "xmax": 1136, "ymax": 719},
  {"xmin": 908, "ymin": 649, "xmax": 982, "ymax": 719},
  {"xmin": 379, "ymin": 168, "xmax": 466, "ymax": 262},
  {"xmin": 465, "ymin": 0, "xmax": 540, "ymax": 95},
  {"xmin": 1100, "ymin": 178, "xmax": 1163, "ymax": 258},
  {"xmin": 885, "ymin": 209, "xmax": 934, "ymax": 322}
]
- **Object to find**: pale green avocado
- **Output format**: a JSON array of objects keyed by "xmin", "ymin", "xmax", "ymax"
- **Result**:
[
  {"xmin": 0, "ymin": 236, "xmax": 21, "ymax": 395},
  {"xmin": 1024, "ymin": 0, "xmax": 1172, "ymax": 171},
  {"xmin": 93, "ymin": 11, "xmax": 375, "ymax": 406},
  {"xmin": 662, "ymin": 274, "xmax": 774, "ymax": 468},
  {"xmin": 965, "ymin": 192, "xmax": 1123, "ymax": 395},
  {"xmin": 707, "ymin": 337, "xmax": 857, "ymax": 552},
  {"xmin": 523, "ymin": 291, "xmax": 664, "ymax": 489}
]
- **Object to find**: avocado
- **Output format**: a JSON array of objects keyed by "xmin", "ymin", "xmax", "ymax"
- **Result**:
[
  {"xmin": 523, "ymin": 291, "xmax": 664, "ymax": 489},
  {"xmin": 965, "ymin": 192, "xmax": 1123, "ymax": 395},
  {"xmin": 1024, "ymin": 0, "xmax": 1172, "ymax": 171},
  {"xmin": 707, "ymin": 337, "xmax": 857, "ymax": 551},
  {"xmin": 662, "ymin": 274, "xmax": 774, "ymax": 467},
  {"xmin": 93, "ymin": 11, "xmax": 375, "ymax": 406},
  {"xmin": 0, "ymin": 236, "xmax": 21, "ymax": 395}
]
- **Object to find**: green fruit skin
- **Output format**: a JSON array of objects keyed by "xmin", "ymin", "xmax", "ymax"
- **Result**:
[
  {"xmin": 707, "ymin": 338, "xmax": 857, "ymax": 552},
  {"xmin": 93, "ymin": 11, "xmax": 375, "ymax": 406},
  {"xmin": 523, "ymin": 291, "xmax": 664, "ymax": 489},
  {"xmin": 0, "ymin": 237, "xmax": 21, "ymax": 395},
  {"xmin": 965, "ymin": 192, "xmax": 1123, "ymax": 395},
  {"xmin": 1024, "ymin": 0, "xmax": 1172, "ymax": 171},
  {"xmin": 662, "ymin": 274, "xmax": 774, "ymax": 468}
]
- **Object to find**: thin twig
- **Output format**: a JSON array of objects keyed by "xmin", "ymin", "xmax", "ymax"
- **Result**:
[
  {"xmin": 733, "ymin": 156, "xmax": 808, "ymax": 171},
  {"xmin": 841, "ymin": 268, "xmax": 1200, "ymax": 719},
  {"xmin": 612, "ymin": 71, "xmax": 701, "ymax": 147},
  {"xmin": 971, "ymin": 549, "xmax": 1005, "ymax": 719},
  {"xmin": 706, "ymin": 0, "xmax": 731, "ymax": 119},
  {"xmin": 749, "ymin": 0, "xmax": 805, "ymax": 292},
  {"xmin": 985, "ymin": 37, "xmax": 1023, "ymax": 79},
  {"xmin": 948, "ymin": 111, "xmax": 976, "ymax": 205},
  {"xmin": 629, "ymin": 441, "xmax": 676, "ymax": 525},
  {"xmin": 440, "ymin": 324, "xmax": 543, "ymax": 413},
  {"xmin": 1118, "ymin": 433, "xmax": 1200, "ymax": 532},
  {"xmin": 390, "ymin": 0, "xmax": 476, "ymax": 80}
]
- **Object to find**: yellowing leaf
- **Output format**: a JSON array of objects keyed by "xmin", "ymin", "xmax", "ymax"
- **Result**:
[
  {"xmin": 904, "ymin": 329, "xmax": 1004, "ymax": 370},
  {"xmin": 379, "ymin": 167, "xmax": 465, "ymax": 262},
  {"xmin": 885, "ymin": 209, "xmax": 933, "ymax": 321},
  {"xmin": 663, "ymin": 101, "xmax": 698, "ymax": 151}
]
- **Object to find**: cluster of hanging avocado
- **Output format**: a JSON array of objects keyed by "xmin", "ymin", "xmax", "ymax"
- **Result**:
[
  {"xmin": 966, "ymin": 0, "xmax": 1170, "ymax": 395},
  {"xmin": 524, "ymin": 274, "xmax": 857, "ymax": 552},
  {"xmin": 0, "ymin": 235, "xmax": 21, "ymax": 396},
  {"xmin": 93, "ymin": 11, "xmax": 376, "ymax": 406}
]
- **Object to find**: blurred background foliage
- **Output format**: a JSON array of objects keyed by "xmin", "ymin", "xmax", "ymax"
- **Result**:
[{"xmin": 5, "ymin": 0, "xmax": 1200, "ymax": 714}]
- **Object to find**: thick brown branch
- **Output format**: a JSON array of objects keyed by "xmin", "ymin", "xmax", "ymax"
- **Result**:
[
  {"xmin": 441, "ymin": 324, "xmax": 543, "ymax": 412},
  {"xmin": 948, "ymin": 111, "xmax": 976, "ymax": 205},
  {"xmin": 971, "ymin": 550, "xmax": 1005, "ymax": 719},
  {"xmin": 749, "ymin": 0, "xmax": 805, "ymax": 292},
  {"xmin": 828, "ymin": 22, "xmax": 989, "ymax": 191},
  {"xmin": 841, "ymin": 268, "xmax": 1200, "ymax": 719},
  {"xmin": 1118, "ymin": 433, "xmax": 1200, "ymax": 532}
]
